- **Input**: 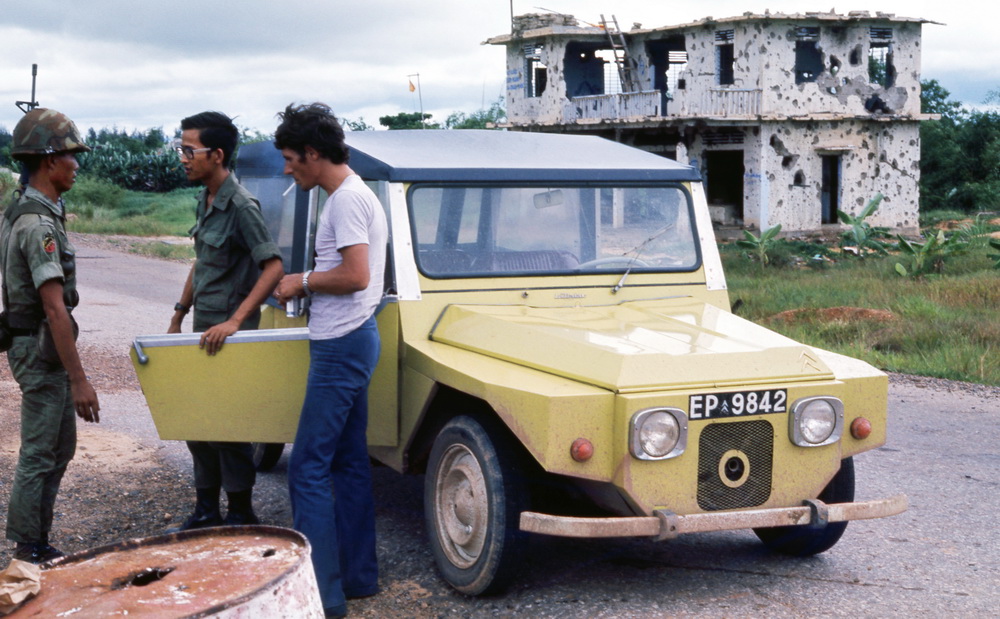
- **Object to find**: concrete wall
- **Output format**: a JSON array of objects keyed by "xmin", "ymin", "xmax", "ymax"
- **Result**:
[{"xmin": 681, "ymin": 120, "xmax": 920, "ymax": 233}]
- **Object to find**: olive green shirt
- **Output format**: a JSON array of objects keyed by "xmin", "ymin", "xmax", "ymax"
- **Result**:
[
  {"xmin": 1, "ymin": 187, "xmax": 77, "ymax": 329},
  {"xmin": 190, "ymin": 173, "xmax": 280, "ymax": 328}
]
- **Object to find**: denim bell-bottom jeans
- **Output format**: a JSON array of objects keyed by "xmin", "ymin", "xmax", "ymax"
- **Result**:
[{"xmin": 288, "ymin": 316, "xmax": 380, "ymax": 613}]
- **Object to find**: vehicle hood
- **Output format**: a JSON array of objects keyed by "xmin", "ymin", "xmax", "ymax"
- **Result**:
[{"xmin": 429, "ymin": 298, "xmax": 834, "ymax": 393}]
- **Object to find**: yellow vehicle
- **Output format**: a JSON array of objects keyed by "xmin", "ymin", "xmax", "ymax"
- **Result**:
[{"xmin": 132, "ymin": 131, "xmax": 906, "ymax": 595}]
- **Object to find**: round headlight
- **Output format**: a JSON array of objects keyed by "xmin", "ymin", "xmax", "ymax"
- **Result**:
[
  {"xmin": 638, "ymin": 411, "xmax": 680, "ymax": 458},
  {"xmin": 799, "ymin": 399, "xmax": 837, "ymax": 444}
]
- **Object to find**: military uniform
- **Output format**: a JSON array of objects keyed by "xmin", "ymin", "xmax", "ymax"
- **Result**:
[
  {"xmin": 187, "ymin": 173, "xmax": 281, "ymax": 494},
  {"xmin": 1, "ymin": 187, "xmax": 79, "ymax": 546}
]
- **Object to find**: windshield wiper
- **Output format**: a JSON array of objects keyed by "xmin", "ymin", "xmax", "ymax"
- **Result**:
[{"xmin": 612, "ymin": 223, "xmax": 674, "ymax": 294}]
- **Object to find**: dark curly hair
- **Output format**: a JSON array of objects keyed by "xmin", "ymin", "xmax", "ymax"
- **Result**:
[
  {"xmin": 274, "ymin": 103, "xmax": 349, "ymax": 164},
  {"xmin": 180, "ymin": 111, "xmax": 239, "ymax": 167}
]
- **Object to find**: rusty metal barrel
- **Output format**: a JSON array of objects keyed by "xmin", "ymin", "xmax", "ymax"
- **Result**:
[{"xmin": 11, "ymin": 526, "xmax": 323, "ymax": 617}]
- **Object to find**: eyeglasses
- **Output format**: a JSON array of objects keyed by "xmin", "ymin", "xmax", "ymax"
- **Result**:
[{"xmin": 171, "ymin": 140, "xmax": 213, "ymax": 160}]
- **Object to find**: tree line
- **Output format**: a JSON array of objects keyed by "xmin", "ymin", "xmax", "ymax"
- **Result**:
[
  {"xmin": 0, "ymin": 98, "xmax": 507, "ymax": 194},
  {"xmin": 919, "ymin": 79, "xmax": 1000, "ymax": 213}
]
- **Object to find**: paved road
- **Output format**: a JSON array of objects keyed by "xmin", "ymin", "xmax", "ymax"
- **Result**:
[{"xmin": 24, "ymin": 238, "xmax": 1000, "ymax": 616}]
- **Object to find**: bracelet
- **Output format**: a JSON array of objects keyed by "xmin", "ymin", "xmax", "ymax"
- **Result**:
[
  {"xmin": 174, "ymin": 302, "xmax": 190, "ymax": 314},
  {"xmin": 302, "ymin": 270, "xmax": 313, "ymax": 297}
]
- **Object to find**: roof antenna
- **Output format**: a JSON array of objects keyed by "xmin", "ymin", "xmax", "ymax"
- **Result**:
[{"xmin": 15, "ymin": 64, "xmax": 39, "ymax": 114}]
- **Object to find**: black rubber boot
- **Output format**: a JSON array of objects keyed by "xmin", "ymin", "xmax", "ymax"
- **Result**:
[
  {"xmin": 223, "ymin": 489, "xmax": 260, "ymax": 526},
  {"xmin": 168, "ymin": 486, "xmax": 223, "ymax": 533},
  {"xmin": 14, "ymin": 541, "xmax": 64, "ymax": 564}
]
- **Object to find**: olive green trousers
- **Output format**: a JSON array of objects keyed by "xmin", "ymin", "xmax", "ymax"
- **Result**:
[{"xmin": 5, "ymin": 334, "xmax": 76, "ymax": 544}]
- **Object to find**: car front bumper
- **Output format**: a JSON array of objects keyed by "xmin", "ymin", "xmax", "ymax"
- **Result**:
[{"xmin": 519, "ymin": 493, "xmax": 908, "ymax": 541}]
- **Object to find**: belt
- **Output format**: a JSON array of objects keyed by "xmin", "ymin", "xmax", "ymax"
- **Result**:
[{"xmin": 9, "ymin": 327, "xmax": 37, "ymax": 336}]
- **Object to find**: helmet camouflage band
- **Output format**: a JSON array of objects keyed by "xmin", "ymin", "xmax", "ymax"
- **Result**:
[{"xmin": 12, "ymin": 108, "xmax": 91, "ymax": 158}]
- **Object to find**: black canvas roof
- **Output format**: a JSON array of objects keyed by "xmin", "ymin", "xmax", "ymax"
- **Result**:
[{"xmin": 237, "ymin": 130, "xmax": 700, "ymax": 183}]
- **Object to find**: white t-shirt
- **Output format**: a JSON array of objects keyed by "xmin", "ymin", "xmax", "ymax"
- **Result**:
[{"xmin": 308, "ymin": 174, "xmax": 388, "ymax": 340}]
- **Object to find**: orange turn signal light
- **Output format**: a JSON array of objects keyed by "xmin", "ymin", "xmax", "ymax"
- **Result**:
[
  {"xmin": 570, "ymin": 438, "xmax": 594, "ymax": 462},
  {"xmin": 850, "ymin": 417, "xmax": 872, "ymax": 440}
]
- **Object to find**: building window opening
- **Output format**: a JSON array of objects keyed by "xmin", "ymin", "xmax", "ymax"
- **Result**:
[
  {"xmin": 595, "ymin": 49, "xmax": 623, "ymax": 95},
  {"xmin": 564, "ymin": 43, "xmax": 606, "ymax": 97},
  {"xmin": 525, "ymin": 45, "xmax": 547, "ymax": 98},
  {"xmin": 868, "ymin": 28, "xmax": 895, "ymax": 88},
  {"xmin": 716, "ymin": 30, "xmax": 735, "ymax": 85},
  {"xmin": 794, "ymin": 27, "xmax": 822, "ymax": 83},
  {"xmin": 666, "ymin": 51, "xmax": 688, "ymax": 91}
]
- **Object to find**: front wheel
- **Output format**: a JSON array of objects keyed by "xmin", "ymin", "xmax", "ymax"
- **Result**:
[
  {"xmin": 754, "ymin": 457, "xmax": 855, "ymax": 556},
  {"xmin": 424, "ymin": 415, "xmax": 529, "ymax": 595}
]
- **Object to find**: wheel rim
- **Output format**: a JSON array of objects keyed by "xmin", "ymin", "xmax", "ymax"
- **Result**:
[{"xmin": 434, "ymin": 443, "xmax": 489, "ymax": 569}]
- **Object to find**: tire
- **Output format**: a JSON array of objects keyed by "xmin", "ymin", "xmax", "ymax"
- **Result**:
[
  {"xmin": 252, "ymin": 443, "xmax": 285, "ymax": 472},
  {"xmin": 424, "ymin": 415, "xmax": 529, "ymax": 595},
  {"xmin": 754, "ymin": 456, "xmax": 856, "ymax": 556}
]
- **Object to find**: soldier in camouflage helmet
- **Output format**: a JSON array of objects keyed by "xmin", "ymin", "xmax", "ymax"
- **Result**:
[
  {"xmin": 11, "ymin": 108, "xmax": 92, "ymax": 157},
  {"xmin": 1, "ymin": 108, "xmax": 100, "ymax": 564}
]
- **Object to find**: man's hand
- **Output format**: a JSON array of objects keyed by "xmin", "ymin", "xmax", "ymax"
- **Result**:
[
  {"xmin": 167, "ymin": 315, "xmax": 183, "ymax": 334},
  {"xmin": 274, "ymin": 273, "xmax": 305, "ymax": 305},
  {"xmin": 72, "ymin": 378, "xmax": 100, "ymax": 423},
  {"xmin": 200, "ymin": 318, "xmax": 240, "ymax": 355}
]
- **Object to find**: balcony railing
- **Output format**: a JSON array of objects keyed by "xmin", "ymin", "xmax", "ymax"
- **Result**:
[
  {"xmin": 568, "ymin": 91, "xmax": 661, "ymax": 121},
  {"xmin": 687, "ymin": 88, "xmax": 762, "ymax": 116},
  {"xmin": 563, "ymin": 88, "xmax": 763, "ymax": 122}
]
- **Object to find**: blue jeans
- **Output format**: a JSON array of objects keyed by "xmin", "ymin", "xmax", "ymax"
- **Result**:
[{"xmin": 288, "ymin": 317, "xmax": 380, "ymax": 613}]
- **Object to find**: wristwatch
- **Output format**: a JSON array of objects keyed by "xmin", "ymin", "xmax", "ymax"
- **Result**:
[
  {"xmin": 302, "ymin": 270, "xmax": 314, "ymax": 297},
  {"xmin": 174, "ymin": 302, "xmax": 190, "ymax": 314}
]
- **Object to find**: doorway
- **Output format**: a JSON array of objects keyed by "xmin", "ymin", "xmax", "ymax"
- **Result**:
[
  {"xmin": 821, "ymin": 155, "xmax": 841, "ymax": 224},
  {"xmin": 705, "ymin": 150, "xmax": 745, "ymax": 223}
]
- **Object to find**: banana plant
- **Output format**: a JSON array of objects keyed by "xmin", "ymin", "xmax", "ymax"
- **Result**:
[
  {"xmin": 838, "ymin": 193, "xmax": 890, "ymax": 258},
  {"xmin": 894, "ymin": 229, "xmax": 969, "ymax": 277},
  {"xmin": 736, "ymin": 223, "xmax": 782, "ymax": 266},
  {"xmin": 989, "ymin": 238, "xmax": 1000, "ymax": 269}
]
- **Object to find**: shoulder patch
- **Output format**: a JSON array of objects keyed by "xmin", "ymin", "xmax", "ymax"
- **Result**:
[{"xmin": 43, "ymin": 231, "xmax": 57, "ymax": 253}]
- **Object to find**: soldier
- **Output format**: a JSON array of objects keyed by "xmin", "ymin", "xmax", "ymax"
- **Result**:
[
  {"xmin": 167, "ymin": 111, "xmax": 283, "ymax": 531},
  {"xmin": 1, "ymin": 108, "xmax": 100, "ymax": 564}
]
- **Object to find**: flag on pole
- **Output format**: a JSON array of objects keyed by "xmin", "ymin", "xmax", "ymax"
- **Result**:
[{"xmin": 408, "ymin": 79, "xmax": 416, "ymax": 92}]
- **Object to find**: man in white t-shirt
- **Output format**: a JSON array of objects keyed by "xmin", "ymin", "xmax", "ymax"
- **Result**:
[{"xmin": 273, "ymin": 103, "xmax": 387, "ymax": 618}]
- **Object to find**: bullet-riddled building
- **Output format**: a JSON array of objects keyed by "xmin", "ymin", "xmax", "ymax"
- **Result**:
[{"xmin": 487, "ymin": 10, "xmax": 939, "ymax": 234}]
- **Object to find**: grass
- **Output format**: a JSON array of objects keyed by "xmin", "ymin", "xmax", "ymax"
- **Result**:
[
  {"xmin": 723, "ymin": 243, "xmax": 1000, "ymax": 386},
  {"xmin": 129, "ymin": 241, "xmax": 195, "ymax": 261},
  {"xmin": 63, "ymin": 176, "xmax": 198, "ymax": 237}
]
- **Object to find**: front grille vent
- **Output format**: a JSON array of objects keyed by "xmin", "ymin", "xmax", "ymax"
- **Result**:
[{"xmin": 697, "ymin": 420, "xmax": 774, "ymax": 510}]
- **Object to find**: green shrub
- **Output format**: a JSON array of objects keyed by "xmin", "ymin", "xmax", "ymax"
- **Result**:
[
  {"xmin": 67, "ymin": 175, "xmax": 126, "ymax": 210},
  {"xmin": 0, "ymin": 168, "xmax": 17, "ymax": 205},
  {"xmin": 77, "ymin": 144, "xmax": 188, "ymax": 193}
]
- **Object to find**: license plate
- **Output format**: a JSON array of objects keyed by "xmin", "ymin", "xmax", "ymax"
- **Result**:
[{"xmin": 689, "ymin": 389, "xmax": 787, "ymax": 420}]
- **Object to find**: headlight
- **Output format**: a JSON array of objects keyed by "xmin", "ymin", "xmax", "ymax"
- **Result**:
[
  {"xmin": 790, "ymin": 397, "xmax": 844, "ymax": 447},
  {"xmin": 630, "ymin": 408, "xmax": 687, "ymax": 460}
]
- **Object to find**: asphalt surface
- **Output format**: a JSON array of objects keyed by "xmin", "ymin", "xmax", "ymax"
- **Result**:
[{"xmin": 0, "ymin": 235, "xmax": 996, "ymax": 617}]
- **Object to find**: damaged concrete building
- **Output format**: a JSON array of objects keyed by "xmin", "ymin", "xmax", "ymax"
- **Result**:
[{"xmin": 487, "ymin": 10, "xmax": 939, "ymax": 234}]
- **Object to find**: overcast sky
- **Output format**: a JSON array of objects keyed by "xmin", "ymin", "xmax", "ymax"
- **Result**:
[{"xmin": 0, "ymin": 1, "xmax": 993, "ymax": 137}]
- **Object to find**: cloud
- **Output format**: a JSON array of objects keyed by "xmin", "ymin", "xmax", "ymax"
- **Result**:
[{"xmin": 1, "ymin": 0, "xmax": 995, "ymax": 134}]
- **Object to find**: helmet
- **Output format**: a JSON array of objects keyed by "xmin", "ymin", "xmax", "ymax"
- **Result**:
[{"xmin": 11, "ymin": 108, "xmax": 91, "ymax": 158}]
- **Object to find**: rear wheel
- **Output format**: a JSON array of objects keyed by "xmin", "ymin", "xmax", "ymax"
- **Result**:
[
  {"xmin": 424, "ymin": 415, "xmax": 529, "ymax": 595},
  {"xmin": 251, "ymin": 443, "xmax": 285, "ymax": 472},
  {"xmin": 754, "ymin": 456, "xmax": 855, "ymax": 556}
]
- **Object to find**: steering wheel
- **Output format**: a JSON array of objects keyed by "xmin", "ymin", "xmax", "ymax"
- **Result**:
[{"xmin": 575, "ymin": 256, "xmax": 650, "ymax": 270}]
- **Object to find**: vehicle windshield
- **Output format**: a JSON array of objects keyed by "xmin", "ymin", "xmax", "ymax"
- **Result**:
[{"xmin": 409, "ymin": 184, "xmax": 699, "ymax": 278}]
